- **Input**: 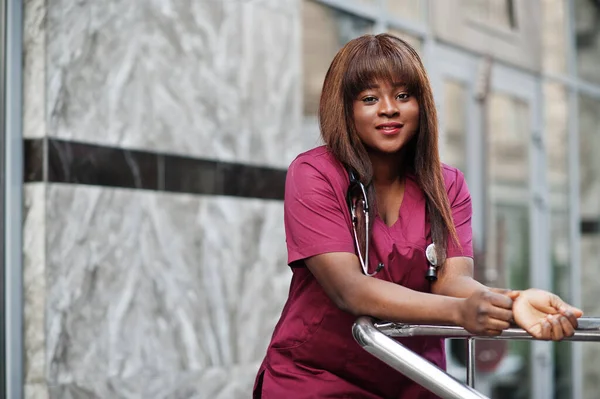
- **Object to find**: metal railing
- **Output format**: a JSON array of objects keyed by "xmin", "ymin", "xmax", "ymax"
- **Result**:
[{"xmin": 352, "ymin": 317, "xmax": 600, "ymax": 399}]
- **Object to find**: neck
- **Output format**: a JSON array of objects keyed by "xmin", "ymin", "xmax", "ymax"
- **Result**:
[{"xmin": 369, "ymin": 150, "xmax": 406, "ymax": 185}]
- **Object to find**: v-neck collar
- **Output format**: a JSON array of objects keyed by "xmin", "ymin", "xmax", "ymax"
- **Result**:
[{"xmin": 374, "ymin": 175, "xmax": 414, "ymax": 231}]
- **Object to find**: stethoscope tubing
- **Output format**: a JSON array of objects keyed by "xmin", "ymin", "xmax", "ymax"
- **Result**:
[{"xmin": 346, "ymin": 168, "xmax": 438, "ymax": 281}]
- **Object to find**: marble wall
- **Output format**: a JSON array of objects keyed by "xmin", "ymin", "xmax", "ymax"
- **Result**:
[
  {"xmin": 23, "ymin": 184, "xmax": 47, "ymax": 399},
  {"xmin": 44, "ymin": 0, "xmax": 302, "ymax": 168},
  {"xmin": 22, "ymin": 0, "xmax": 302, "ymax": 398},
  {"xmin": 44, "ymin": 186, "xmax": 290, "ymax": 398}
]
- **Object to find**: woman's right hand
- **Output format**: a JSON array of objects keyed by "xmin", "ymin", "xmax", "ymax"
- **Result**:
[{"xmin": 457, "ymin": 290, "xmax": 516, "ymax": 336}]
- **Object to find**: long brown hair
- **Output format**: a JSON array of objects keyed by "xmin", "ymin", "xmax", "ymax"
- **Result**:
[{"xmin": 319, "ymin": 33, "xmax": 459, "ymax": 267}]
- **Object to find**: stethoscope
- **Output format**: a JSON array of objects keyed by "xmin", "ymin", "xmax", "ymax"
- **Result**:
[{"xmin": 346, "ymin": 168, "xmax": 439, "ymax": 281}]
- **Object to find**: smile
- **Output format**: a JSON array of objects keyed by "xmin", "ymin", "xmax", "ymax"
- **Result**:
[{"xmin": 376, "ymin": 123, "xmax": 404, "ymax": 135}]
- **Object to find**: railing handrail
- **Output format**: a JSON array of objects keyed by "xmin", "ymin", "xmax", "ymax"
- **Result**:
[
  {"xmin": 353, "ymin": 317, "xmax": 600, "ymax": 399},
  {"xmin": 352, "ymin": 317, "xmax": 489, "ymax": 399},
  {"xmin": 374, "ymin": 317, "xmax": 600, "ymax": 341}
]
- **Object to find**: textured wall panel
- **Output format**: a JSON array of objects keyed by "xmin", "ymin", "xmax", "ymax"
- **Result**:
[
  {"xmin": 45, "ymin": 185, "xmax": 290, "ymax": 398},
  {"xmin": 23, "ymin": 0, "xmax": 47, "ymax": 138},
  {"xmin": 45, "ymin": 0, "xmax": 302, "ymax": 168},
  {"xmin": 23, "ymin": 184, "xmax": 48, "ymax": 398}
]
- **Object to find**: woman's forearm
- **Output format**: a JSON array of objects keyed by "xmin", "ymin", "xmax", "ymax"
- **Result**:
[
  {"xmin": 432, "ymin": 275, "xmax": 518, "ymax": 309},
  {"xmin": 431, "ymin": 274, "xmax": 488, "ymax": 298},
  {"xmin": 342, "ymin": 276, "xmax": 464, "ymax": 325}
]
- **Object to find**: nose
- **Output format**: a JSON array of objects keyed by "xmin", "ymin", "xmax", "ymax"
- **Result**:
[{"xmin": 378, "ymin": 96, "xmax": 399, "ymax": 117}]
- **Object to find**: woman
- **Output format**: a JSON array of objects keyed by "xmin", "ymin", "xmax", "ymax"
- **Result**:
[{"xmin": 254, "ymin": 34, "xmax": 582, "ymax": 398}]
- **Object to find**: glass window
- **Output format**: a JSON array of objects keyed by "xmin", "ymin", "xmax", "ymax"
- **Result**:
[
  {"xmin": 546, "ymin": 83, "xmax": 570, "ymax": 299},
  {"xmin": 442, "ymin": 79, "xmax": 468, "ymax": 175},
  {"xmin": 488, "ymin": 93, "xmax": 529, "ymax": 186},
  {"xmin": 355, "ymin": 0, "xmax": 378, "ymax": 6},
  {"xmin": 487, "ymin": 92, "xmax": 530, "ymax": 399},
  {"xmin": 387, "ymin": 0, "xmax": 425, "ymax": 22},
  {"xmin": 542, "ymin": 0, "xmax": 568, "ymax": 74},
  {"xmin": 463, "ymin": 0, "xmax": 517, "ymax": 30},
  {"xmin": 546, "ymin": 84, "xmax": 569, "ymax": 198},
  {"xmin": 303, "ymin": 0, "xmax": 374, "ymax": 117},
  {"xmin": 387, "ymin": 29, "xmax": 423, "ymax": 55},
  {"xmin": 574, "ymin": 0, "xmax": 600, "ymax": 84},
  {"xmin": 579, "ymin": 95, "xmax": 600, "ymax": 221},
  {"xmin": 545, "ymin": 83, "xmax": 571, "ymax": 399},
  {"xmin": 578, "ymin": 93, "xmax": 600, "ymax": 399}
]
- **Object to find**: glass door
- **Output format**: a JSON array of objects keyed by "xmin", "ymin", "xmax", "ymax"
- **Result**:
[{"xmin": 433, "ymin": 43, "xmax": 550, "ymax": 399}]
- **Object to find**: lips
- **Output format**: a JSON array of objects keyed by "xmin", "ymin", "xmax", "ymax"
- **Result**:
[{"xmin": 376, "ymin": 122, "xmax": 404, "ymax": 134}]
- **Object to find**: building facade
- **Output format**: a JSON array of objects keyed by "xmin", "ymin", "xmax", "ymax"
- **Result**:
[{"xmin": 1, "ymin": 0, "xmax": 600, "ymax": 398}]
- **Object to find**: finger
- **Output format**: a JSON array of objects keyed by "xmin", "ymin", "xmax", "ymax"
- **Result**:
[
  {"xmin": 489, "ymin": 288, "xmax": 519, "ymax": 299},
  {"xmin": 558, "ymin": 315, "xmax": 575, "ymax": 337},
  {"xmin": 560, "ymin": 305, "xmax": 583, "ymax": 319},
  {"xmin": 530, "ymin": 320, "xmax": 552, "ymax": 340},
  {"xmin": 549, "ymin": 315, "xmax": 564, "ymax": 341},
  {"xmin": 486, "ymin": 306, "xmax": 514, "ymax": 323},
  {"xmin": 542, "ymin": 319, "xmax": 552, "ymax": 340},
  {"xmin": 550, "ymin": 295, "xmax": 580, "ymax": 316},
  {"xmin": 483, "ymin": 318, "xmax": 511, "ymax": 331},
  {"xmin": 506, "ymin": 291, "xmax": 520, "ymax": 300},
  {"xmin": 487, "ymin": 292, "xmax": 513, "ymax": 309},
  {"xmin": 559, "ymin": 308, "xmax": 579, "ymax": 329},
  {"xmin": 527, "ymin": 323, "xmax": 543, "ymax": 339}
]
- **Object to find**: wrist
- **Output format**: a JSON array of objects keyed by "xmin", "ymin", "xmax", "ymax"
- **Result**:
[
  {"xmin": 451, "ymin": 297, "xmax": 466, "ymax": 326},
  {"xmin": 489, "ymin": 287, "xmax": 521, "ymax": 301}
]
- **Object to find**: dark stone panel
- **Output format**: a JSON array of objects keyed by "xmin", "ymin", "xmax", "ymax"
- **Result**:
[
  {"xmin": 23, "ymin": 138, "xmax": 45, "ymax": 182},
  {"xmin": 163, "ymin": 156, "xmax": 219, "ymax": 195},
  {"xmin": 23, "ymin": 138, "xmax": 287, "ymax": 200},
  {"xmin": 47, "ymin": 139, "xmax": 159, "ymax": 190},
  {"xmin": 218, "ymin": 162, "xmax": 286, "ymax": 200}
]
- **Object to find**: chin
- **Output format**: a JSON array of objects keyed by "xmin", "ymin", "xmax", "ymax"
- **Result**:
[
  {"xmin": 366, "ymin": 147, "xmax": 404, "ymax": 156},
  {"xmin": 372, "ymin": 141, "xmax": 409, "ymax": 154}
]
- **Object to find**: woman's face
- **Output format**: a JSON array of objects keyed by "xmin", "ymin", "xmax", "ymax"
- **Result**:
[{"xmin": 352, "ymin": 79, "xmax": 420, "ymax": 154}]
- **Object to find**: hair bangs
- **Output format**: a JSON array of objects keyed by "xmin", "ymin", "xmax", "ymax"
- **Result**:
[{"xmin": 343, "ymin": 38, "xmax": 421, "ymax": 100}]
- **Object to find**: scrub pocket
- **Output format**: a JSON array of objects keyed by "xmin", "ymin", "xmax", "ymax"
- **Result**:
[{"xmin": 270, "ymin": 295, "xmax": 330, "ymax": 350}]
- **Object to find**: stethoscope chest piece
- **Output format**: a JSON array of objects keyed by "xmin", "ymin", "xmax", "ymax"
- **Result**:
[{"xmin": 425, "ymin": 243, "xmax": 438, "ymax": 282}]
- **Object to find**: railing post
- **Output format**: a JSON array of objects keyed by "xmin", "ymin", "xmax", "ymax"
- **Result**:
[{"xmin": 467, "ymin": 338, "xmax": 475, "ymax": 388}]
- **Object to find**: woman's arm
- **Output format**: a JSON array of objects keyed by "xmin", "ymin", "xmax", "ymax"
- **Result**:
[
  {"xmin": 431, "ymin": 257, "xmax": 514, "ymax": 298},
  {"xmin": 306, "ymin": 252, "xmax": 514, "ymax": 335},
  {"xmin": 432, "ymin": 256, "xmax": 583, "ymax": 340}
]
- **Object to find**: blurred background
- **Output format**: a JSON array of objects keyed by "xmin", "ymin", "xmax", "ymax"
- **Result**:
[{"xmin": 1, "ymin": 0, "xmax": 600, "ymax": 398}]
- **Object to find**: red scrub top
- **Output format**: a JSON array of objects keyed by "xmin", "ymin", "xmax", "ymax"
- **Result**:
[{"xmin": 254, "ymin": 146, "xmax": 473, "ymax": 399}]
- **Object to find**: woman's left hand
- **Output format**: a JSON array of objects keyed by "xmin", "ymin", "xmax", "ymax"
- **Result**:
[{"xmin": 512, "ymin": 288, "xmax": 583, "ymax": 341}]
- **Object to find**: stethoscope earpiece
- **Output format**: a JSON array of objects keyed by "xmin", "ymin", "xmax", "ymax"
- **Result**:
[
  {"xmin": 425, "ymin": 243, "xmax": 438, "ymax": 282},
  {"xmin": 425, "ymin": 265, "xmax": 438, "ymax": 282}
]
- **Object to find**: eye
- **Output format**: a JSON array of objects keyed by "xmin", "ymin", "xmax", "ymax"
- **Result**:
[
  {"xmin": 362, "ymin": 96, "xmax": 377, "ymax": 104},
  {"xmin": 396, "ymin": 92, "xmax": 410, "ymax": 100}
]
